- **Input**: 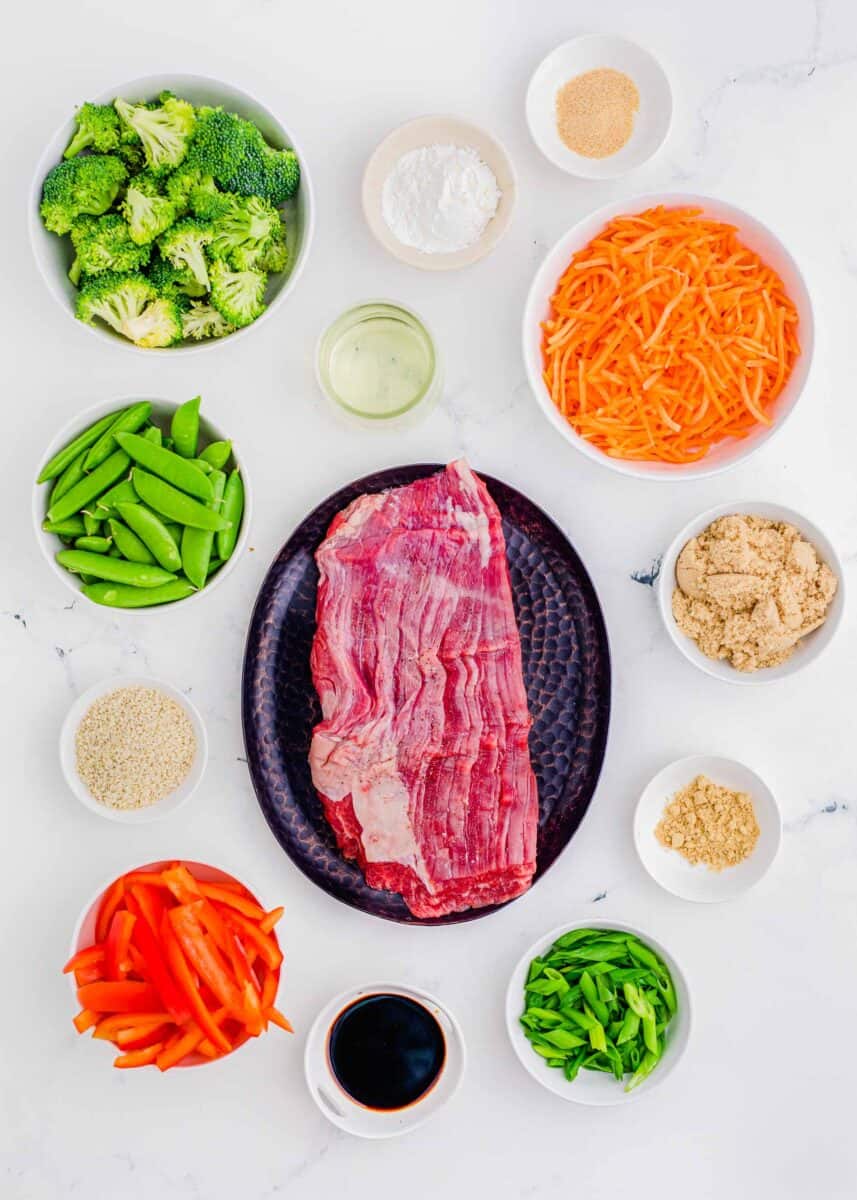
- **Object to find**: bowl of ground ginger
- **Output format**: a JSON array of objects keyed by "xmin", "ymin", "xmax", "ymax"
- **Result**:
[
  {"xmin": 659, "ymin": 502, "xmax": 843, "ymax": 683},
  {"xmin": 634, "ymin": 756, "xmax": 782, "ymax": 902}
]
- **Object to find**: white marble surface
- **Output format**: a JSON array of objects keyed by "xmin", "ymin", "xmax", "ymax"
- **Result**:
[{"xmin": 2, "ymin": 1, "xmax": 856, "ymax": 1197}]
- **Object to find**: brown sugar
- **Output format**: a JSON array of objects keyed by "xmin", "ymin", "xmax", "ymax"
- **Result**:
[
  {"xmin": 555, "ymin": 68, "xmax": 639, "ymax": 159},
  {"xmin": 655, "ymin": 775, "xmax": 760, "ymax": 871}
]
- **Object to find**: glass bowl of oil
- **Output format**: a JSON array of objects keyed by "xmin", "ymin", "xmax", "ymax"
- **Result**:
[{"xmin": 316, "ymin": 301, "xmax": 442, "ymax": 423}]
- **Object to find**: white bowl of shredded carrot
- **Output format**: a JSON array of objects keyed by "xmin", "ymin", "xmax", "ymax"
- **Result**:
[{"xmin": 523, "ymin": 195, "xmax": 813, "ymax": 479}]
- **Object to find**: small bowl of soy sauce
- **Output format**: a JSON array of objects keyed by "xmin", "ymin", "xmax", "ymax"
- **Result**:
[{"xmin": 304, "ymin": 984, "xmax": 466, "ymax": 1138}]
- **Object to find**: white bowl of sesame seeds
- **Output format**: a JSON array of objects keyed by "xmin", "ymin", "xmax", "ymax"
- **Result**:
[{"xmin": 60, "ymin": 675, "xmax": 208, "ymax": 823}]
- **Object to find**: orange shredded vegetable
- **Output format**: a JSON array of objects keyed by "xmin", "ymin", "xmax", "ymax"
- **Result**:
[{"xmin": 541, "ymin": 206, "xmax": 800, "ymax": 464}]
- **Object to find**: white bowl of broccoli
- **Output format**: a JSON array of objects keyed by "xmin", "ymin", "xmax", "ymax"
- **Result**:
[{"xmin": 29, "ymin": 73, "xmax": 315, "ymax": 353}]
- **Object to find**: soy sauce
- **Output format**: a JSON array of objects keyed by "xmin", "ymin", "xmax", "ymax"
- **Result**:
[{"xmin": 328, "ymin": 993, "xmax": 446, "ymax": 1111}]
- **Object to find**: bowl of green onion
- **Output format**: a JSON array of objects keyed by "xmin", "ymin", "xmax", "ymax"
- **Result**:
[{"xmin": 505, "ymin": 921, "xmax": 691, "ymax": 1105}]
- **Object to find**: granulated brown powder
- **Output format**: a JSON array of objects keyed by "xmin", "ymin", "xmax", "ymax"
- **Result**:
[
  {"xmin": 555, "ymin": 68, "xmax": 640, "ymax": 159},
  {"xmin": 655, "ymin": 775, "xmax": 760, "ymax": 871}
]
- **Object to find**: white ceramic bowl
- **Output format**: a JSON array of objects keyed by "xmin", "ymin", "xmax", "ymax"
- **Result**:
[
  {"xmin": 362, "ymin": 115, "xmax": 516, "ymax": 271},
  {"xmin": 658, "ymin": 501, "xmax": 844, "ymax": 683},
  {"xmin": 634, "ymin": 756, "xmax": 782, "ymax": 902},
  {"xmin": 29, "ymin": 72, "xmax": 314, "ymax": 354},
  {"xmin": 33, "ymin": 395, "xmax": 252, "ymax": 611},
  {"xmin": 526, "ymin": 35, "xmax": 672, "ymax": 179},
  {"xmin": 60, "ymin": 675, "xmax": 208, "ymax": 823},
  {"xmin": 68, "ymin": 858, "xmax": 280, "ymax": 1066},
  {"xmin": 304, "ymin": 982, "xmax": 466, "ymax": 1138},
  {"xmin": 506, "ymin": 920, "xmax": 691, "ymax": 1106},
  {"xmin": 523, "ymin": 193, "xmax": 814, "ymax": 480}
]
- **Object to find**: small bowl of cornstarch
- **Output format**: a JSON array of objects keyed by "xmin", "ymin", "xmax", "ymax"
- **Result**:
[
  {"xmin": 362, "ymin": 115, "xmax": 516, "ymax": 270},
  {"xmin": 60, "ymin": 675, "xmax": 207, "ymax": 823}
]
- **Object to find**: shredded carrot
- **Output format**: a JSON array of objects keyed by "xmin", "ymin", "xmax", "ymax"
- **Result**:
[{"xmin": 541, "ymin": 206, "xmax": 800, "ymax": 464}]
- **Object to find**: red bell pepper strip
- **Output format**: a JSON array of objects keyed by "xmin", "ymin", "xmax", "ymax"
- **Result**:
[
  {"xmin": 74, "ymin": 962, "xmax": 105, "ymax": 986},
  {"xmin": 72, "ymin": 1009, "xmax": 99, "ymax": 1034},
  {"xmin": 267, "ymin": 1007, "xmax": 294, "ymax": 1033},
  {"xmin": 114, "ymin": 1022, "xmax": 172, "ymax": 1050},
  {"xmin": 122, "ymin": 871, "xmax": 172, "ymax": 890},
  {"xmin": 259, "ymin": 965, "xmax": 279, "ymax": 1011},
  {"xmin": 123, "ymin": 890, "xmax": 191, "ymax": 1024},
  {"xmin": 222, "ymin": 910, "xmax": 283, "ymax": 970},
  {"xmin": 105, "ymin": 910, "xmax": 136, "ymax": 980},
  {"xmin": 63, "ymin": 944, "xmax": 105, "ymax": 975},
  {"xmin": 159, "ymin": 914, "xmax": 232, "ymax": 1054},
  {"xmin": 161, "ymin": 864, "xmax": 204, "ymax": 905},
  {"xmin": 77, "ymin": 981, "xmax": 159, "ymax": 1013},
  {"xmin": 196, "ymin": 1038, "xmax": 219, "ymax": 1058},
  {"xmin": 92, "ymin": 1012, "xmax": 171, "ymax": 1038},
  {"xmin": 95, "ymin": 877, "xmax": 125, "ymax": 944},
  {"xmin": 128, "ymin": 883, "xmax": 166, "ymax": 937},
  {"xmin": 114, "ymin": 1042, "xmax": 163, "ymax": 1069},
  {"xmin": 198, "ymin": 883, "xmax": 265, "ymax": 920},
  {"xmin": 169, "ymin": 905, "xmax": 245, "ymax": 1018},
  {"xmin": 259, "ymin": 906, "xmax": 284, "ymax": 934}
]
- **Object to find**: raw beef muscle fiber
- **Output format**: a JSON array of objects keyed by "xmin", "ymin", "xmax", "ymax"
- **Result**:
[{"xmin": 309, "ymin": 460, "xmax": 539, "ymax": 918}]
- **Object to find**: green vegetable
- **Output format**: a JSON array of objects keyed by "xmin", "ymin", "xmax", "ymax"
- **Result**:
[
  {"xmin": 114, "ymin": 96, "xmax": 195, "ymax": 172},
  {"xmin": 56, "ymin": 549, "xmax": 176, "ymax": 588},
  {"xmin": 74, "ymin": 536, "xmax": 112, "ymax": 553},
  {"xmin": 70, "ymin": 214, "xmax": 152, "ymax": 276},
  {"xmin": 169, "ymin": 395, "xmax": 201, "ymax": 460},
  {"xmin": 199, "ymin": 440, "xmax": 231, "ymax": 469},
  {"xmin": 115, "ymin": 430, "xmax": 211, "ymax": 499},
  {"xmin": 132, "ymin": 468, "xmax": 230, "ymax": 531},
  {"xmin": 209, "ymin": 259, "xmax": 266, "ymax": 328},
  {"xmin": 120, "ymin": 174, "xmax": 178, "ymax": 245},
  {"xmin": 64, "ymin": 103, "xmax": 121, "ymax": 159},
  {"xmin": 520, "ymin": 928, "xmax": 678, "ymax": 1093},
  {"xmin": 84, "ymin": 401, "xmax": 152, "ymax": 470},
  {"xmin": 116, "ymin": 502, "xmax": 182, "ymax": 572},
  {"xmin": 49, "ymin": 450, "xmax": 88, "ymax": 506},
  {"xmin": 216, "ymin": 469, "xmax": 244, "ymax": 561},
  {"xmin": 108, "ymin": 519, "xmax": 155, "ymax": 565},
  {"xmin": 93, "ymin": 478, "xmax": 138, "ymax": 518},
  {"xmin": 185, "ymin": 107, "xmax": 300, "ymax": 204},
  {"xmin": 47, "ymin": 447, "xmax": 130, "ymax": 524},
  {"xmin": 181, "ymin": 469, "xmax": 225, "ymax": 588},
  {"xmin": 75, "ymin": 272, "xmax": 156, "ymax": 336},
  {"xmin": 207, "ymin": 193, "xmax": 280, "ymax": 269},
  {"xmin": 43, "ymin": 515, "xmax": 86, "ymax": 537},
  {"xmin": 157, "ymin": 219, "xmax": 212, "ymax": 290},
  {"xmin": 143, "ymin": 424, "xmax": 162, "ymax": 446},
  {"xmin": 40, "ymin": 154, "xmax": 127, "ymax": 235},
  {"xmin": 82, "ymin": 579, "xmax": 196, "ymax": 608},
  {"xmin": 82, "ymin": 513, "xmax": 102, "ymax": 537},
  {"xmin": 181, "ymin": 302, "xmax": 233, "ymax": 341},
  {"xmin": 37, "ymin": 409, "xmax": 119, "ymax": 483}
]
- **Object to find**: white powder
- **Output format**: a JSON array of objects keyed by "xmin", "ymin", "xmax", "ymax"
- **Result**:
[{"xmin": 381, "ymin": 144, "xmax": 501, "ymax": 255}]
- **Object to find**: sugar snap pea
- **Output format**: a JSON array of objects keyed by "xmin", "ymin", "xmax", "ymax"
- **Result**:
[
  {"xmin": 170, "ymin": 395, "xmax": 201, "ymax": 459},
  {"xmin": 36, "ymin": 409, "xmax": 120, "ymax": 483},
  {"xmin": 43, "ymin": 515, "xmax": 86, "ymax": 538},
  {"xmin": 83, "ymin": 401, "xmax": 151, "ymax": 470},
  {"xmin": 83, "ymin": 512, "xmax": 102, "ymax": 537},
  {"xmin": 216, "ymin": 469, "xmax": 244, "ymax": 560},
  {"xmin": 108, "ymin": 518, "xmax": 155, "ymax": 565},
  {"xmin": 199, "ymin": 440, "xmax": 232, "ymax": 470},
  {"xmin": 116, "ymin": 502, "xmax": 182, "ymax": 572},
  {"xmin": 47, "ymin": 448, "xmax": 131, "ymax": 524},
  {"xmin": 73, "ymin": 536, "xmax": 112, "ymax": 553},
  {"xmin": 132, "ymin": 469, "xmax": 230, "ymax": 532},
  {"xmin": 50, "ymin": 450, "xmax": 88, "ymax": 506},
  {"xmin": 192, "ymin": 457, "xmax": 214, "ymax": 474},
  {"xmin": 143, "ymin": 424, "xmax": 162, "ymax": 446},
  {"xmin": 115, "ymin": 432, "xmax": 213, "ymax": 501},
  {"xmin": 181, "ymin": 469, "xmax": 225, "ymax": 588},
  {"xmin": 82, "ymin": 578, "xmax": 196, "ymax": 608},
  {"xmin": 93, "ymin": 478, "xmax": 137, "ymax": 518},
  {"xmin": 56, "ymin": 549, "xmax": 177, "ymax": 588}
]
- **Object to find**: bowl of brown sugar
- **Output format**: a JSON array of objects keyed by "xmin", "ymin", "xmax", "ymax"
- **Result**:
[
  {"xmin": 634, "ymin": 756, "xmax": 782, "ymax": 902},
  {"xmin": 526, "ymin": 35, "xmax": 672, "ymax": 179}
]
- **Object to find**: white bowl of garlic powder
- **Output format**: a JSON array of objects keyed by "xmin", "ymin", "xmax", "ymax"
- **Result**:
[{"xmin": 362, "ymin": 115, "xmax": 516, "ymax": 270}]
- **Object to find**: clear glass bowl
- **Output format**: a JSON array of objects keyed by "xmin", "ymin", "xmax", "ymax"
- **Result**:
[{"xmin": 316, "ymin": 301, "xmax": 441, "ymax": 423}]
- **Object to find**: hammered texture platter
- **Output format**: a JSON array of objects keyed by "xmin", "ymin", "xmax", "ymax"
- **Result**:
[{"xmin": 242, "ymin": 464, "xmax": 611, "ymax": 925}]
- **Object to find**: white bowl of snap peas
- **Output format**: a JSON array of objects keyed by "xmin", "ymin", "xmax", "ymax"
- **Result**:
[
  {"xmin": 33, "ymin": 395, "xmax": 251, "ymax": 611},
  {"xmin": 505, "ymin": 920, "xmax": 692, "ymax": 1105}
]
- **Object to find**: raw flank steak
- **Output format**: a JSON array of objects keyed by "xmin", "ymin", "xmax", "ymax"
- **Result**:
[{"xmin": 309, "ymin": 459, "xmax": 539, "ymax": 918}]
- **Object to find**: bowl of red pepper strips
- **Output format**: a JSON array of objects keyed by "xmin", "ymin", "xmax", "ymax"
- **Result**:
[{"xmin": 65, "ymin": 859, "xmax": 292, "ymax": 1070}]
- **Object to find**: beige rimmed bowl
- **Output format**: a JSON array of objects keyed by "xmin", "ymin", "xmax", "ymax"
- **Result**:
[{"xmin": 362, "ymin": 115, "xmax": 516, "ymax": 270}]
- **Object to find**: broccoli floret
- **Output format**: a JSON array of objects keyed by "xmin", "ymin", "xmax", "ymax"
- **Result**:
[
  {"xmin": 40, "ymin": 155, "xmax": 127, "ymax": 235},
  {"xmin": 64, "ymin": 102, "xmax": 120, "ymax": 158},
  {"xmin": 123, "ymin": 297, "xmax": 184, "ymax": 348},
  {"xmin": 72, "ymin": 214, "xmax": 152, "ymax": 277},
  {"xmin": 147, "ymin": 254, "xmax": 206, "ymax": 298},
  {"xmin": 164, "ymin": 162, "xmax": 217, "ymax": 214},
  {"xmin": 256, "ymin": 223, "xmax": 289, "ymax": 274},
  {"xmin": 117, "ymin": 133, "xmax": 146, "ymax": 173},
  {"xmin": 157, "ymin": 217, "xmax": 213, "ymax": 289},
  {"xmin": 186, "ymin": 107, "xmax": 300, "ymax": 204},
  {"xmin": 68, "ymin": 214, "xmax": 99, "ymax": 284},
  {"xmin": 75, "ymin": 271, "xmax": 156, "ymax": 335},
  {"xmin": 182, "ymin": 301, "xmax": 235, "ymax": 341},
  {"xmin": 207, "ymin": 194, "xmax": 280, "ymax": 269},
  {"xmin": 114, "ymin": 95, "xmax": 195, "ymax": 173},
  {"xmin": 209, "ymin": 259, "xmax": 267, "ymax": 328},
  {"xmin": 120, "ymin": 173, "xmax": 178, "ymax": 244}
]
